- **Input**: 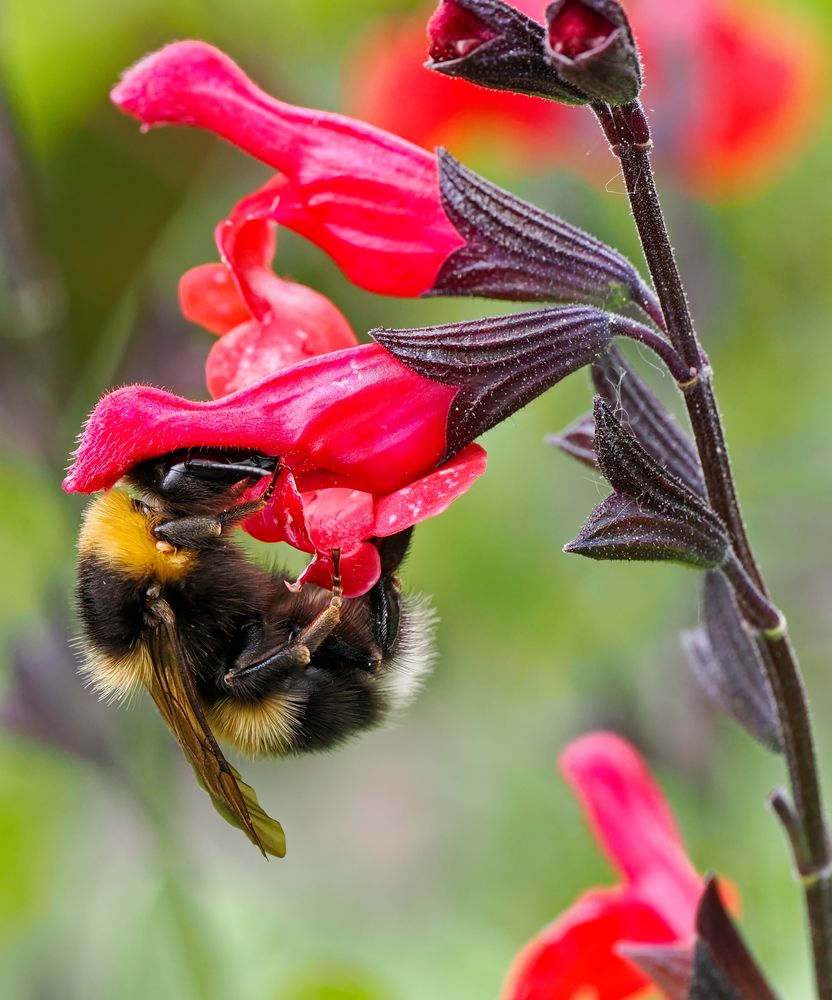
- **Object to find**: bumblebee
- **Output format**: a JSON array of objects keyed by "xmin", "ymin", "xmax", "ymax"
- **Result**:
[{"xmin": 75, "ymin": 449, "xmax": 435, "ymax": 857}]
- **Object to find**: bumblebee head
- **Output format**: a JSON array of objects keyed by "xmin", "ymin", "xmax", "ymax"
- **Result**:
[
  {"xmin": 127, "ymin": 448, "xmax": 280, "ymax": 517},
  {"xmin": 78, "ymin": 489, "xmax": 196, "ymax": 584}
]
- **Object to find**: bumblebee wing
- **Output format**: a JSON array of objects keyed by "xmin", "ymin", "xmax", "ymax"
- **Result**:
[{"xmin": 147, "ymin": 607, "xmax": 286, "ymax": 858}]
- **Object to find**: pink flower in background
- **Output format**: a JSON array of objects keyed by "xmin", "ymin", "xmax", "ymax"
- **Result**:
[
  {"xmin": 502, "ymin": 733, "xmax": 712, "ymax": 999},
  {"xmin": 347, "ymin": 0, "xmax": 821, "ymax": 197}
]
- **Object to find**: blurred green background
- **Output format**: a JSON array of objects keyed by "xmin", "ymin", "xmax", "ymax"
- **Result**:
[{"xmin": 1, "ymin": 0, "xmax": 831, "ymax": 997}]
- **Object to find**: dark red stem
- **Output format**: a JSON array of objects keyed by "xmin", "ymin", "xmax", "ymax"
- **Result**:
[
  {"xmin": 609, "ymin": 314, "xmax": 690, "ymax": 383},
  {"xmin": 593, "ymin": 99, "xmax": 832, "ymax": 998}
]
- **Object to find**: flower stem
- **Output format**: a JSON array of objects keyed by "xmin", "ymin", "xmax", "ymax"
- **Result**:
[
  {"xmin": 609, "ymin": 314, "xmax": 692, "ymax": 384},
  {"xmin": 593, "ymin": 99, "xmax": 832, "ymax": 997}
]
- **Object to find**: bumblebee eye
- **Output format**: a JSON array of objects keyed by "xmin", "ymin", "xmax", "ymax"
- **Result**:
[
  {"xmin": 158, "ymin": 454, "xmax": 280, "ymax": 500},
  {"xmin": 160, "ymin": 462, "xmax": 189, "ymax": 494}
]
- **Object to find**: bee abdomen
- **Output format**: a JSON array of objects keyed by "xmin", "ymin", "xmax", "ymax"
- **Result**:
[{"xmin": 76, "ymin": 555, "xmax": 152, "ymax": 659}]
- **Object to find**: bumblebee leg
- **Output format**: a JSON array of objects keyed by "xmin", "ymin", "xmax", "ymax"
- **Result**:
[
  {"xmin": 212, "ymin": 460, "xmax": 285, "ymax": 528},
  {"xmin": 153, "ymin": 515, "xmax": 223, "ymax": 548},
  {"xmin": 286, "ymin": 549, "xmax": 343, "ymax": 660},
  {"xmin": 154, "ymin": 463, "xmax": 286, "ymax": 548},
  {"xmin": 224, "ymin": 642, "xmax": 314, "ymax": 692},
  {"xmin": 367, "ymin": 529, "xmax": 412, "ymax": 653},
  {"xmin": 223, "ymin": 551, "xmax": 344, "ymax": 692},
  {"xmin": 369, "ymin": 574, "xmax": 402, "ymax": 655}
]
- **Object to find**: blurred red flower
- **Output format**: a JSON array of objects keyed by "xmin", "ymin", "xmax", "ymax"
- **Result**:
[
  {"xmin": 347, "ymin": 0, "xmax": 821, "ymax": 196},
  {"xmin": 501, "ymin": 732, "xmax": 712, "ymax": 999}
]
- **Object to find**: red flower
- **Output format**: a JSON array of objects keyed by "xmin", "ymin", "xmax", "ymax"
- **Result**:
[
  {"xmin": 63, "ymin": 346, "xmax": 487, "ymax": 597},
  {"xmin": 501, "ymin": 733, "xmax": 709, "ymax": 999},
  {"xmin": 245, "ymin": 450, "xmax": 486, "ymax": 593},
  {"xmin": 112, "ymin": 41, "xmax": 464, "ymax": 296},
  {"xmin": 179, "ymin": 183, "xmax": 358, "ymax": 397},
  {"xmin": 112, "ymin": 39, "xmax": 654, "ymax": 311},
  {"xmin": 348, "ymin": 0, "xmax": 821, "ymax": 196}
]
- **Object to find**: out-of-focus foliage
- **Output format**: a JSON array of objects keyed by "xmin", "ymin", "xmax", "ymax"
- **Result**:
[{"xmin": 0, "ymin": 1, "xmax": 830, "ymax": 998}]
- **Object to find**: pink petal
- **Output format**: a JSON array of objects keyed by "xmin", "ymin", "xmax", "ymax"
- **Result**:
[
  {"xmin": 293, "ymin": 542, "xmax": 382, "ymax": 599},
  {"xmin": 559, "ymin": 733, "xmax": 702, "ymax": 938},
  {"xmin": 214, "ymin": 198, "xmax": 279, "ymax": 325},
  {"xmin": 501, "ymin": 886, "xmax": 675, "ymax": 1000},
  {"xmin": 245, "ymin": 476, "xmax": 380, "ymax": 597},
  {"xmin": 189, "ymin": 184, "xmax": 357, "ymax": 396},
  {"xmin": 302, "ymin": 489, "xmax": 376, "ymax": 550},
  {"xmin": 244, "ymin": 467, "xmax": 315, "ymax": 553},
  {"xmin": 216, "ymin": 185, "xmax": 358, "ymax": 355},
  {"xmin": 179, "ymin": 263, "xmax": 252, "ymax": 335},
  {"xmin": 204, "ymin": 278, "xmax": 358, "ymax": 397},
  {"xmin": 112, "ymin": 41, "xmax": 464, "ymax": 295},
  {"xmin": 63, "ymin": 345, "xmax": 457, "ymax": 497},
  {"xmin": 205, "ymin": 318, "xmax": 311, "ymax": 397},
  {"xmin": 246, "ymin": 480, "xmax": 375, "ymax": 553},
  {"xmin": 373, "ymin": 442, "xmax": 487, "ymax": 537}
]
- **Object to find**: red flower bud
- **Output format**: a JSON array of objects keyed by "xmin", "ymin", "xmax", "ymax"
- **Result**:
[
  {"xmin": 427, "ymin": 0, "xmax": 590, "ymax": 104},
  {"xmin": 545, "ymin": 0, "xmax": 642, "ymax": 105},
  {"xmin": 427, "ymin": 0, "xmax": 498, "ymax": 62},
  {"xmin": 564, "ymin": 399, "xmax": 729, "ymax": 569},
  {"xmin": 548, "ymin": 0, "xmax": 615, "ymax": 60},
  {"xmin": 683, "ymin": 571, "xmax": 781, "ymax": 754}
]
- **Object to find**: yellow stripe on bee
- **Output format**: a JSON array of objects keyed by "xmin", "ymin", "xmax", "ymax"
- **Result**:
[
  {"xmin": 207, "ymin": 694, "xmax": 304, "ymax": 757},
  {"xmin": 78, "ymin": 490, "xmax": 196, "ymax": 583},
  {"xmin": 78, "ymin": 643, "xmax": 154, "ymax": 704}
]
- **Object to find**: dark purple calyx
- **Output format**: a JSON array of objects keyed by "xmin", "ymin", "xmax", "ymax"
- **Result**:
[{"xmin": 545, "ymin": 0, "xmax": 642, "ymax": 105}]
